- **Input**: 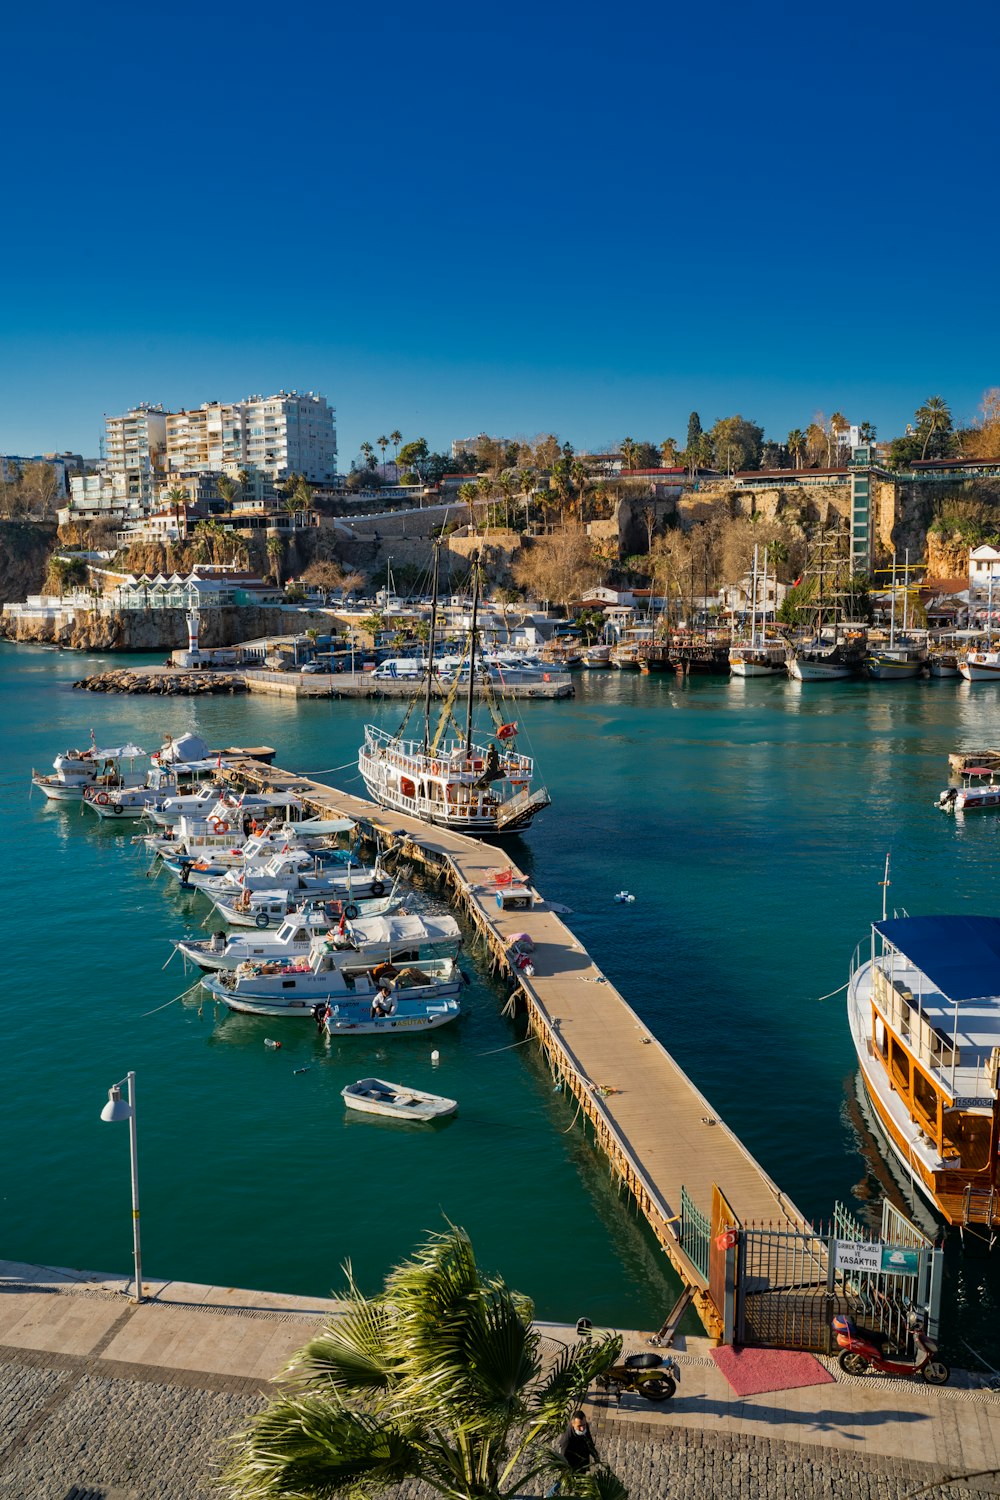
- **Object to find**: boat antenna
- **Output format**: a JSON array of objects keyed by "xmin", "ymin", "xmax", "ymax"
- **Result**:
[
  {"xmin": 465, "ymin": 553, "xmax": 481, "ymax": 758},
  {"xmin": 880, "ymin": 851, "xmax": 891, "ymax": 922},
  {"xmin": 423, "ymin": 541, "xmax": 440, "ymax": 755}
]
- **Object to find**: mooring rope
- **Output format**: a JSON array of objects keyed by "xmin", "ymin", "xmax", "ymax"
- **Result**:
[{"xmin": 815, "ymin": 981, "xmax": 848, "ymax": 1003}]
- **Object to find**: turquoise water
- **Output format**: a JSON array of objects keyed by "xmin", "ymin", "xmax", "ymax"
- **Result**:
[{"xmin": 4, "ymin": 646, "xmax": 1000, "ymax": 1351}]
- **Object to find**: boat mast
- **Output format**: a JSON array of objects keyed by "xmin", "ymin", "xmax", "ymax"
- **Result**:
[
  {"xmin": 761, "ymin": 547, "xmax": 769, "ymax": 647},
  {"xmin": 889, "ymin": 554, "xmax": 898, "ymax": 648},
  {"xmin": 464, "ymin": 554, "xmax": 480, "ymax": 757},
  {"xmin": 423, "ymin": 543, "xmax": 440, "ymax": 755},
  {"xmin": 902, "ymin": 548, "xmax": 910, "ymax": 633},
  {"xmin": 750, "ymin": 544, "xmax": 759, "ymax": 648},
  {"xmin": 880, "ymin": 851, "xmax": 891, "ymax": 922}
]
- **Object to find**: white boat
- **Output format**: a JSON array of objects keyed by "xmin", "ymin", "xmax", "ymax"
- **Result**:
[
  {"xmin": 359, "ymin": 548, "xmax": 550, "ymax": 834},
  {"xmin": 342, "ymin": 1077, "xmax": 458, "ymax": 1122},
  {"xmin": 937, "ymin": 768, "xmax": 1000, "ymax": 814},
  {"xmin": 960, "ymin": 649, "xmax": 1000, "ymax": 683},
  {"xmin": 729, "ymin": 546, "xmax": 787, "ymax": 677},
  {"xmin": 163, "ymin": 829, "xmax": 358, "ymax": 887},
  {"xmin": 83, "ymin": 759, "xmax": 224, "ymax": 821},
  {"xmin": 203, "ymin": 950, "xmax": 463, "ymax": 1020},
  {"xmin": 581, "ymin": 645, "xmax": 612, "ymax": 668},
  {"xmin": 200, "ymin": 850, "xmax": 386, "ymax": 903},
  {"xmin": 176, "ymin": 908, "xmax": 462, "ymax": 972},
  {"xmin": 211, "ymin": 887, "xmax": 403, "ymax": 929},
  {"xmin": 846, "ymin": 903, "xmax": 1000, "ymax": 1230},
  {"xmin": 30, "ymin": 743, "xmax": 146, "ymax": 803}
]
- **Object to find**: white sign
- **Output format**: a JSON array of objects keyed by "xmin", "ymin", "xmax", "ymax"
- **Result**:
[{"xmin": 835, "ymin": 1240, "xmax": 881, "ymax": 1273}]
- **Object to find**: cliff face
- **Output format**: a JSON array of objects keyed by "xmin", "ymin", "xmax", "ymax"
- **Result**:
[
  {"xmin": 0, "ymin": 520, "xmax": 58, "ymax": 603},
  {"xmin": 1, "ymin": 605, "xmax": 336, "ymax": 651}
]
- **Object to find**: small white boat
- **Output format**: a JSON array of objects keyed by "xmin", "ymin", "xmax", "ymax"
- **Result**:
[
  {"xmin": 203, "ymin": 950, "xmax": 463, "ymax": 1020},
  {"xmin": 937, "ymin": 768, "xmax": 1000, "ymax": 814},
  {"xmin": 211, "ymin": 888, "xmax": 403, "ymax": 928},
  {"xmin": 201, "ymin": 851, "xmax": 386, "ymax": 902},
  {"xmin": 342, "ymin": 1077, "xmax": 457, "ymax": 1122},
  {"xmin": 31, "ymin": 743, "xmax": 146, "ymax": 803}
]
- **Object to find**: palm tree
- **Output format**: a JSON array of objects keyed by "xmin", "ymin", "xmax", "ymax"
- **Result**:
[
  {"xmin": 266, "ymin": 534, "xmax": 285, "ymax": 587},
  {"xmin": 916, "ymin": 396, "xmax": 952, "ymax": 460},
  {"xmin": 519, "ymin": 468, "xmax": 536, "ymax": 530},
  {"xmin": 216, "ymin": 474, "xmax": 239, "ymax": 509},
  {"xmin": 284, "ymin": 475, "xmax": 311, "ymax": 528},
  {"xmin": 458, "ymin": 481, "xmax": 479, "ymax": 531},
  {"xmin": 221, "ymin": 1226, "xmax": 624, "ymax": 1500},
  {"xmin": 360, "ymin": 441, "xmax": 376, "ymax": 472},
  {"xmin": 389, "ymin": 429, "xmax": 402, "ymax": 468},
  {"xmin": 377, "ymin": 434, "xmax": 389, "ymax": 474},
  {"xmin": 620, "ymin": 437, "xmax": 638, "ymax": 471},
  {"xmin": 571, "ymin": 459, "xmax": 588, "ymax": 522},
  {"xmin": 497, "ymin": 469, "xmax": 517, "ymax": 529},
  {"xmin": 829, "ymin": 411, "xmax": 849, "ymax": 466},
  {"xmin": 787, "ymin": 430, "xmax": 805, "ymax": 470}
]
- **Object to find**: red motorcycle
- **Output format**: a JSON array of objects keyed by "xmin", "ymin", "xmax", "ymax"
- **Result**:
[{"xmin": 832, "ymin": 1312, "xmax": 950, "ymax": 1385}]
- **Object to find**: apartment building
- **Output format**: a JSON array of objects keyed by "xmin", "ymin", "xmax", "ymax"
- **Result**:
[
  {"xmin": 104, "ymin": 404, "xmax": 169, "ymax": 503},
  {"xmin": 165, "ymin": 391, "xmax": 337, "ymax": 483}
]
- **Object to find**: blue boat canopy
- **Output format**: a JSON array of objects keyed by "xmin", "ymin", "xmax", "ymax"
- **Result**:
[{"xmin": 875, "ymin": 916, "xmax": 1000, "ymax": 1002}]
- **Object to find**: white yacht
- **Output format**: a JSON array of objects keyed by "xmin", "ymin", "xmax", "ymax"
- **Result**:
[
  {"xmin": 176, "ymin": 909, "xmax": 462, "ymax": 972},
  {"xmin": 31, "ymin": 743, "xmax": 146, "ymax": 803},
  {"xmin": 203, "ymin": 949, "xmax": 463, "ymax": 1020}
]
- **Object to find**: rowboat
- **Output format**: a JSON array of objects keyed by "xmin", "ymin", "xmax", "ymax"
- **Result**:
[{"xmin": 342, "ymin": 1077, "xmax": 458, "ymax": 1122}]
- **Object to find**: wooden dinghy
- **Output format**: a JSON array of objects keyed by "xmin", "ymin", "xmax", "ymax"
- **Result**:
[{"xmin": 341, "ymin": 1077, "xmax": 457, "ymax": 1123}]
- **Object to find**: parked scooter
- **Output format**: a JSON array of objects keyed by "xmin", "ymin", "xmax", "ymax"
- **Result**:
[
  {"xmin": 594, "ymin": 1350, "xmax": 681, "ymax": 1403},
  {"xmin": 832, "ymin": 1311, "xmax": 950, "ymax": 1385}
]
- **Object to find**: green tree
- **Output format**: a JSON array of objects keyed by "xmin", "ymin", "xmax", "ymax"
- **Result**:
[
  {"xmin": 216, "ymin": 474, "xmax": 240, "ymax": 508},
  {"xmin": 360, "ymin": 441, "xmax": 377, "ymax": 471},
  {"xmin": 915, "ymin": 395, "xmax": 953, "ymax": 460},
  {"xmin": 266, "ymin": 534, "xmax": 285, "ymax": 587},
  {"xmin": 570, "ymin": 458, "xmax": 588, "ymax": 521},
  {"xmin": 787, "ymin": 430, "xmax": 805, "ymax": 469},
  {"xmin": 620, "ymin": 437, "xmax": 638, "ymax": 470},
  {"xmin": 221, "ymin": 1227, "xmax": 624, "ymax": 1500},
  {"xmin": 858, "ymin": 421, "xmax": 877, "ymax": 445},
  {"xmin": 398, "ymin": 438, "xmax": 430, "ymax": 477},
  {"xmin": 377, "ymin": 434, "xmax": 389, "ymax": 472},
  {"xmin": 458, "ymin": 481, "xmax": 479, "ymax": 530},
  {"xmin": 389, "ymin": 429, "xmax": 403, "ymax": 467},
  {"xmin": 709, "ymin": 415, "xmax": 764, "ymax": 475},
  {"xmin": 284, "ymin": 476, "xmax": 311, "ymax": 528},
  {"xmin": 660, "ymin": 438, "xmax": 681, "ymax": 466},
  {"xmin": 686, "ymin": 412, "xmax": 702, "ymax": 450}
]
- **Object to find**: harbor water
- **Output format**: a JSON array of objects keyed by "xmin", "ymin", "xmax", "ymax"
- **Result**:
[{"xmin": 4, "ymin": 645, "xmax": 1000, "ymax": 1354}]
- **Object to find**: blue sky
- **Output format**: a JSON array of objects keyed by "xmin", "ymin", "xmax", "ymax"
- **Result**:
[{"xmin": 2, "ymin": 0, "xmax": 997, "ymax": 463}]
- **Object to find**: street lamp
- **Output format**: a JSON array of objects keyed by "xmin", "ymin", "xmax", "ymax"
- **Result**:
[{"xmin": 100, "ymin": 1071, "xmax": 143, "ymax": 1302}]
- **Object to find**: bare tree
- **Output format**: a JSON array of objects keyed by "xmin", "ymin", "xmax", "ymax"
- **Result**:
[{"xmin": 512, "ymin": 529, "xmax": 601, "ymax": 609}]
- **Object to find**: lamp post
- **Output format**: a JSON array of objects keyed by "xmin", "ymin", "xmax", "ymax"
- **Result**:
[{"xmin": 100, "ymin": 1071, "xmax": 143, "ymax": 1302}]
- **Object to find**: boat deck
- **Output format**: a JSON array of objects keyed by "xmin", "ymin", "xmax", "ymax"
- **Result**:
[{"xmin": 224, "ymin": 758, "xmax": 808, "ymax": 1329}]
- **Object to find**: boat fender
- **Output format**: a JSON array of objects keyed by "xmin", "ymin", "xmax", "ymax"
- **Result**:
[
  {"xmin": 255, "ymin": 912, "xmax": 270, "ymax": 929},
  {"xmin": 264, "ymin": 1038, "xmax": 281, "ymax": 1049},
  {"xmin": 370, "ymin": 880, "xmax": 386, "ymax": 897},
  {"xmin": 96, "ymin": 792, "xmax": 109, "ymax": 805},
  {"xmin": 344, "ymin": 902, "xmax": 360, "ymax": 920},
  {"xmin": 111, "ymin": 803, "xmax": 123, "ymax": 814}
]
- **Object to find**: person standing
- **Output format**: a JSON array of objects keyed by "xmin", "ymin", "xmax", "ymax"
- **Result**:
[{"xmin": 547, "ymin": 1410, "xmax": 599, "ymax": 1495}]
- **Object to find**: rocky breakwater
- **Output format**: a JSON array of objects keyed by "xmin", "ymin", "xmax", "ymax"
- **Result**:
[{"xmin": 74, "ymin": 669, "xmax": 248, "ymax": 695}]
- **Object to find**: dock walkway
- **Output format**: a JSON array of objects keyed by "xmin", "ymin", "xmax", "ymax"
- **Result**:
[
  {"xmin": 226, "ymin": 758, "xmax": 807, "ymax": 1329},
  {"xmin": 2, "ymin": 1259, "xmax": 998, "ymax": 1499}
]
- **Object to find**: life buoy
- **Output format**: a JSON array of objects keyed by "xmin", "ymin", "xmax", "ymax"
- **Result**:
[
  {"xmin": 255, "ymin": 911, "xmax": 270, "ymax": 929},
  {"xmin": 370, "ymin": 879, "xmax": 386, "ymax": 897},
  {"xmin": 111, "ymin": 803, "xmax": 124, "ymax": 815},
  {"xmin": 212, "ymin": 819, "xmax": 230, "ymax": 835},
  {"xmin": 431, "ymin": 761, "xmax": 440, "ymax": 775},
  {"xmin": 344, "ymin": 902, "xmax": 360, "ymax": 920},
  {"xmin": 96, "ymin": 792, "xmax": 109, "ymax": 805}
]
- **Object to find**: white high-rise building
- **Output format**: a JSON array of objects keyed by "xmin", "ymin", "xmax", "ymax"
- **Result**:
[
  {"xmin": 104, "ymin": 403, "xmax": 169, "ymax": 503},
  {"xmin": 165, "ymin": 391, "xmax": 337, "ymax": 483}
]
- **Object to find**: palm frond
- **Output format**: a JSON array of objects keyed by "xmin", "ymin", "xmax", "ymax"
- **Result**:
[
  {"xmin": 569, "ymin": 1464, "xmax": 630, "ymax": 1500},
  {"xmin": 220, "ymin": 1396, "xmax": 420, "ymax": 1499},
  {"xmin": 282, "ymin": 1298, "xmax": 398, "ymax": 1395},
  {"xmin": 527, "ymin": 1333, "xmax": 622, "ymax": 1433}
]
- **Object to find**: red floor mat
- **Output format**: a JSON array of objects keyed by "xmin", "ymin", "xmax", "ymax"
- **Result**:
[{"xmin": 711, "ymin": 1345, "xmax": 836, "ymax": 1397}]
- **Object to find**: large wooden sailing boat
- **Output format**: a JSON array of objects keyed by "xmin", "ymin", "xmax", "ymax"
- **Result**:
[
  {"xmin": 358, "ymin": 550, "xmax": 551, "ymax": 834},
  {"xmin": 729, "ymin": 545, "xmax": 787, "ymax": 676},
  {"xmin": 786, "ymin": 531, "xmax": 867, "ymax": 681}
]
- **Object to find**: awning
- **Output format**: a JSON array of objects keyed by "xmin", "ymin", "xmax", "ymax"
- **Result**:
[{"xmin": 876, "ymin": 915, "xmax": 1000, "ymax": 1002}]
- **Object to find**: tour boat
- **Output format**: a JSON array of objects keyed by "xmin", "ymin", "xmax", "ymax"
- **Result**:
[
  {"xmin": 787, "ymin": 635, "xmax": 865, "ymax": 681},
  {"xmin": 202, "ymin": 950, "xmax": 463, "ymax": 1019},
  {"xmin": 867, "ymin": 555, "xmax": 927, "ymax": 681},
  {"xmin": 581, "ymin": 645, "xmax": 612, "ymax": 668},
  {"xmin": 83, "ymin": 758, "xmax": 224, "ymax": 821},
  {"xmin": 937, "ymin": 769, "xmax": 1000, "ymax": 814},
  {"xmin": 31, "ymin": 743, "xmax": 146, "ymax": 803},
  {"xmin": 358, "ymin": 549, "xmax": 550, "ymax": 834},
  {"xmin": 729, "ymin": 546, "xmax": 787, "ymax": 677},
  {"xmin": 342, "ymin": 1078, "xmax": 458, "ymax": 1122},
  {"xmin": 928, "ymin": 648, "xmax": 960, "ymax": 679},
  {"xmin": 960, "ymin": 648, "xmax": 1000, "ymax": 683},
  {"xmin": 199, "ymin": 851, "xmax": 388, "ymax": 904},
  {"xmin": 162, "ymin": 831, "xmax": 359, "ymax": 888},
  {"xmin": 847, "ymin": 909, "xmax": 1000, "ymax": 1230},
  {"xmin": 176, "ymin": 908, "xmax": 462, "ymax": 972}
]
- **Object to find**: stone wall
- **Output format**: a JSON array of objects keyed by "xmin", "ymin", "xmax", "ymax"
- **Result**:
[{"xmin": 0, "ymin": 604, "xmax": 336, "ymax": 651}]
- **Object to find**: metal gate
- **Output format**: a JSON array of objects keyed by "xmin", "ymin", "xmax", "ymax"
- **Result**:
[{"xmin": 736, "ymin": 1201, "xmax": 941, "ymax": 1352}]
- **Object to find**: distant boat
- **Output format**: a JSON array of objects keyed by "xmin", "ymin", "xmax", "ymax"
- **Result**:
[
  {"xmin": 342, "ymin": 1077, "xmax": 458, "ymax": 1122},
  {"xmin": 937, "ymin": 768, "xmax": 1000, "ymax": 814},
  {"xmin": 729, "ymin": 546, "xmax": 787, "ymax": 678},
  {"xmin": 867, "ymin": 553, "xmax": 927, "ymax": 681}
]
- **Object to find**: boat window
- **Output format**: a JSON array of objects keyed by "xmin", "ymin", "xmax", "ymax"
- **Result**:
[
  {"xmin": 294, "ymin": 930, "xmax": 308, "ymax": 943},
  {"xmin": 282, "ymin": 979, "xmax": 296, "ymax": 988},
  {"xmin": 888, "ymin": 1037, "xmax": 910, "ymax": 1094},
  {"xmin": 276, "ymin": 923, "xmax": 292, "ymax": 939},
  {"xmin": 912, "ymin": 1069, "xmax": 939, "ymax": 1138}
]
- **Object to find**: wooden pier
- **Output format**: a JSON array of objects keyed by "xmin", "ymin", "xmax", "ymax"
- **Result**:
[
  {"xmin": 225, "ymin": 758, "xmax": 808, "ymax": 1338},
  {"xmin": 242, "ymin": 670, "xmax": 574, "ymax": 701}
]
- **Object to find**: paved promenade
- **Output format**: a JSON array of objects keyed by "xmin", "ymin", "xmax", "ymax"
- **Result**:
[{"xmin": 2, "ymin": 1260, "xmax": 1000, "ymax": 1498}]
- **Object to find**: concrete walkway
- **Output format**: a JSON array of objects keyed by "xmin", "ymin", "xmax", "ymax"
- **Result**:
[{"xmin": 2, "ymin": 1260, "xmax": 1000, "ymax": 1498}]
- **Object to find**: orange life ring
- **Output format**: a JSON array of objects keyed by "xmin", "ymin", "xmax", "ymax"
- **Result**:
[
  {"xmin": 96, "ymin": 792, "xmax": 109, "ymax": 805},
  {"xmin": 430, "ymin": 761, "xmax": 440, "ymax": 775},
  {"xmin": 212, "ymin": 819, "xmax": 230, "ymax": 834}
]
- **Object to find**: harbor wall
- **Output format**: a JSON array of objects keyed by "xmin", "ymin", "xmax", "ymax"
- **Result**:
[{"xmin": 0, "ymin": 603, "xmax": 334, "ymax": 651}]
